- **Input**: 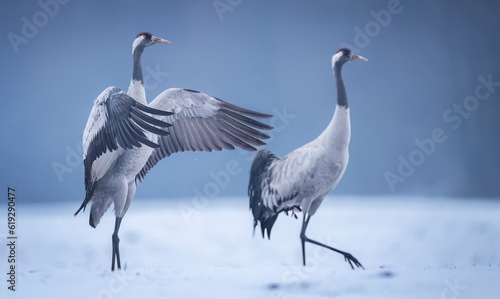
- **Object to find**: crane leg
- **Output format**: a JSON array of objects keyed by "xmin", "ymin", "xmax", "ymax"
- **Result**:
[
  {"xmin": 299, "ymin": 213, "xmax": 311, "ymax": 266},
  {"xmin": 300, "ymin": 214, "xmax": 363, "ymax": 270},
  {"xmin": 111, "ymin": 217, "xmax": 123, "ymax": 271}
]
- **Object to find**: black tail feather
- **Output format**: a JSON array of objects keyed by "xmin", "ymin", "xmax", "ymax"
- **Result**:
[
  {"xmin": 74, "ymin": 187, "xmax": 94, "ymax": 217},
  {"xmin": 258, "ymin": 214, "xmax": 278, "ymax": 239},
  {"xmin": 249, "ymin": 149, "xmax": 280, "ymax": 239}
]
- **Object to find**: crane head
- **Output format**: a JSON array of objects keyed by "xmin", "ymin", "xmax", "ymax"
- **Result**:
[
  {"xmin": 332, "ymin": 48, "xmax": 368, "ymax": 67},
  {"xmin": 132, "ymin": 32, "xmax": 170, "ymax": 53}
]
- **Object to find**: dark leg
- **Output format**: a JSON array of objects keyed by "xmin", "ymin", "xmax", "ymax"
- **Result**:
[
  {"xmin": 300, "ymin": 213, "xmax": 312, "ymax": 266},
  {"xmin": 111, "ymin": 217, "xmax": 123, "ymax": 271},
  {"xmin": 300, "ymin": 214, "xmax": 363, "ymax": 270}
]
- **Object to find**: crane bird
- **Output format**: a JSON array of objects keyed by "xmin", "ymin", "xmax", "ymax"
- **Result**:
[
  {"xmin": 75, "ymin": 32, "xmax": 273, "ymax": 271},
  {"xmin": 248, "ymin": 48, "xmax": 366, "ymax": 270}
]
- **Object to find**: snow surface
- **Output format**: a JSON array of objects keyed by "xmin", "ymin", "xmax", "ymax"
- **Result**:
[{"xmin": 1, "ymin": 196, "xmax": 499, "ymax": 298}]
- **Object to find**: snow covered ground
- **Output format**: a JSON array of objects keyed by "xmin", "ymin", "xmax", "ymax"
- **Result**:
[{"xmin": 1, "ymin": 196, "xmax": 499, "ymax": 298}]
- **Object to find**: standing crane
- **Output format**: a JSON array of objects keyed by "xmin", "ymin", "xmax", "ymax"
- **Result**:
[
  {"xmin": 75, "ymin": 32, "xmax": 273, "ymax": 271},
  {"xmin": 248, "ymin": 48, "xmax": 366, "ymax": 269}
]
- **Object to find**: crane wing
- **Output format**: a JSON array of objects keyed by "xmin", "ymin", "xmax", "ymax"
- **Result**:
[
  {"xmin": 265, "ymin": 148, "xmax": 314, "ymax": 206},
  {"xmin": 249, "ymin": 148, "xmax": 314, "ymax": 238},
  {"xmin": 136, "ymin": 88, "xmax": 273, "ymax": 181},
  {"xmin": 75, "ymin": 86, "xmax": 173, "ymax": 216}
]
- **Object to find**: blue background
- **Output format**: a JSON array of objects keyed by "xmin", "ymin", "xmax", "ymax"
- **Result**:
[{"xmin": 1, "ymin": 0, "xmax": 499, "ymax": 204}]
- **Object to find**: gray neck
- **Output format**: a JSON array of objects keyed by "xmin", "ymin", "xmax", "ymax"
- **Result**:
[
  {"xmin": 334, "ymin": 63, "xmax": 348, "ymax": 108},
  {"xmin": 128, "ymin": 46, "xmax": 147, "ymax": 104},
  {"xmin": 132, "ymin": 47, "xmax": 145, "ymax": 84},
  {"xmin": 315, "ymin": 61, "xmax": 351, "ymax": 148}
]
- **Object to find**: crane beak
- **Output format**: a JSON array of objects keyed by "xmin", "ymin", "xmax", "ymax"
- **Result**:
[
  {"xmin": 351, "ymin": 53, "xmax": 368, "ymax": 61},
  {"xmin": 150, "ymin": 36, "xmax": 171, "ymax": 45}
]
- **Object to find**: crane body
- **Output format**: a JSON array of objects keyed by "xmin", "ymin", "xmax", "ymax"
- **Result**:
[
  {"xmin": 249, "ymin": 48, "xmax": 367, "ymax": 269},
  {"xmin": 76, "ymin": 32, "xmax": 273, "ymax": 270}
]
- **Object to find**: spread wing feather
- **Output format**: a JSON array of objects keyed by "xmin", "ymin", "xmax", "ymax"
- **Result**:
[
  {"xmin": 136, "ymin": 88, "xmax": 273, "ymax": 182},
  {"xmin": 75, "ymin": 86, "xmax": 172, "ymax": 216}
]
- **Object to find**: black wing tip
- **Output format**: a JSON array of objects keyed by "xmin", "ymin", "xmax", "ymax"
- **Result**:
[
  {"xmin": 74, "ymin": 190, "xmax": 93, "ymax": 217},
  {"xmin": 219, "ymin": 100, "xmax": 274, "ymax": 119},
  {"xmin": 183, "ymin": 88, "xmax": 201, "ymax": 93},
  {"xmin": 261, "ymin": 132, "xmax": 271, "ymax": 139},
  {"xmin": 260, "ymin": 123, "xmax": 274, "ymax": 130},
  {"xmin": 134, "ymin": 101, "xmax": 174, "ymax": 116},
  {"xmin": 73, "ymin": 206, "xmax": 84, "ymax": 217},
  {"xmin": 131, "ymin": 107, "xmax": 173, "ymax": 128},
  {"xmin": 219, "ymin": 128, "xmax": 259, "ymax": 152},
  {"xmin": 221, "ymin": 108, "xmax": 274, "ymax": 131},
  {"xmin": 74, "ymin": 196, "xmax": 90, "ymax": 217},
  {"xmin": 255, "ymin": 112, "xmax": 273, "ymax": 119},
  {"xmin": 131, "ymin": 114, "xmax": 172, "ymax": 138}
]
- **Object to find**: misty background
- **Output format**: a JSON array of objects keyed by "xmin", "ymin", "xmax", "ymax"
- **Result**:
[{"xmin": 1, "ymin": 0, "xmax": 499, "ymax": 204}]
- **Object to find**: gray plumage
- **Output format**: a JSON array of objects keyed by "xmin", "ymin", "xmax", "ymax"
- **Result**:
[
  {"xmin": 248, "ymin": 48, "xmax": 367, "ymax": 270},
  {"xmin": 137, "ymin": 88, "xmax": 272, "ymax": 182},
  {"xmin": 75, "ymin": 87, "xmax": 173, "ymax": 219},
  {"xmin": 75, "ymin": 32, "xmax": 272, "ymax": 271}
]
